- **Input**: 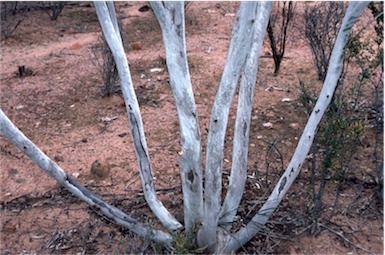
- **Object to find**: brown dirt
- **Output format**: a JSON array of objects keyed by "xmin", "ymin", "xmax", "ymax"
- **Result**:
[{"xmin": 0, "ymin": 2, "xmax": 383, "ymax": 254}]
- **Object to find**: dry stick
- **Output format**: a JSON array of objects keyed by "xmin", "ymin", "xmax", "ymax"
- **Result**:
[
  {"xmin": 319, "ymin": 223, "xmax": 374, "ymax": 254},
  {"xmin": 126, "ymin": 184, "xmax": 182, "ymax": 194},
  {"xmin": 0, "ymin": 108, "xmax": 173, "ymax": 246},
  {"xmin": 95, "ymin": 1, "xmax": 182, "ymax": 231},
  {"xmin": 224, "ymin": 2, "xmax": 370, "ymax": 253}
]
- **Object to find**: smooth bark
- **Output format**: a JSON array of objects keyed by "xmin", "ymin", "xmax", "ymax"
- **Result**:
[
  {"xmin": 0, "ymin": 1, "xmax": 370, "ymax": 253},
  {"xmin": 199, "ymin": 2, "xmax": 259, "ymax": 250},
  {"xmin": 223, "ymin": 2, "xmax": 369, "ymax": 253},
  {"xmin": 94, "ymin": 1, "xmax": 182, "ymax": 231},
  {"xmin": 219, "ymin": 1, "xmax": 272, "ymax": 228},
  {"xmin": 105, "ymin": 1, "xmax": 122, "ymax": 43},
  {"xmin": 150, "ymin": 1, "xmax": 203, "ymax": 234}
]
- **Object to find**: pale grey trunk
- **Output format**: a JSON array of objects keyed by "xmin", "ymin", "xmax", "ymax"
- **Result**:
[
  {"xmin": 94, "ymin": 1, "xmax": 182, "ymax": 231},
  {"xmin": 219, "ymin": 1, "xmax": 272, "ymax": 228},
  {"xmin": 198, "ymin": 2, "xmax": 259, "ymax": 250},
  {"xmin": 223, "ymin": 2, "xmax": 369, "ymax": 253},
  {"xmin": 105, "ymin": 1, "xmax": 122, "ymax": 43},
  {"xmin": 150, "ymin": 1, "xmax": 203, "ymax": 234},
  {"xmin": 0, "ymin": 109, "xmax": 173, "ymax": 245}
]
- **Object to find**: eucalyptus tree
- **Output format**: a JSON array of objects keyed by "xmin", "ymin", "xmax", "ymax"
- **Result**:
[{"xmin": 0, "ymin": 1, "xmax": 369, "ymax": 253}]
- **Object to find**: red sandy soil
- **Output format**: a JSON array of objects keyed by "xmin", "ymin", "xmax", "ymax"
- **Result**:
[{"xmin": 0, "ymin": 2, "xmax": 383, "ymax": 254}]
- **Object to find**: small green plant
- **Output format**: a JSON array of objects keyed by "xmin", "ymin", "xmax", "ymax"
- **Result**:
[
  {"xmin": 298, "ymin": 80, "xmax": 367, "ymax": 229},
  {"xmin": 345, "ymin": 7, "xmax": 383, "ymax": 200},
  {"xmin": 171, "ymin": 228, "xmax": 205, "ymax": 254},
  {"xmin": 298, "ymin": 80, "xmax": 318, "ymax": 116},
  {"xmin": 299, "ymin": 3, "xmax": 383, "ymax": 229}
]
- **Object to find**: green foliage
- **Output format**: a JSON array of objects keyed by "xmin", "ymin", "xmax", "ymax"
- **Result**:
[
  {"xmin": 153, "ymin": 241, "xmax": 166, "ymax": 254},
  {"xmin": 318, "ymin": 100, "xmax": 366, "ymax": 180},
  {"xmin": 298, "ymin": 78, "xmax": 367, "ymax": 224},
  {"xmin": 170, "ymin": 228, "xmax": 205, "ymax": 254},
  {"xmin": 298, "ymin": 80, "xmax": 318, "ymax": 116},
  {"xmin": 299, "ymin": 5, "xmax": 384, "ymax": 223}
]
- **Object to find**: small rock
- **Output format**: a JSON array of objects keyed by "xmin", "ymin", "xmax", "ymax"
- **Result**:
[
  {"xmin": 282, "ymin": 98, "xmax": 291, "ymax": 102},
  {"xmin": 15, "ymin": 178, "xmax": 26, "ymax": 183},
  {"xmin": 118, "ymin": 132, "xmax": 128, "ymax": 138},
  {"xmin": 150, "ymin": 67, "xmax": 164, "ymax": 73},
  {"xmin": 157, "ymin": 76, "xmax": 162, "ymax": 81},
  {"xmin": 16, "ymin": 65, "xmax": 34, "ymax": 77},
  {"xmin": 100, "ymin": 116, "xmax": 118, "ymax": 122},
  {"xmin": 91, "ymin": 159, "xmax": 110, "ymax": 180},
  {"xmin": 131, "ymin": 41, "xmax": 143, "ymax": 50},
  {"xmin": 263, "ymin": 122, "xmax": 273, "ymax": 128},
  {"xmin": 257, "ymin": 135, "xmax": 263, "ymax": 139},
  {"xmin": 140, "ymin": 73, "xmax": 146, "ymax": 79},
  {"xmin": 289, "ymin": 123, "xmax": 300, "ymax": 130},
  {"xmin": 86, "ymin": 179, "xmax": 96, "ymax": 186},
  {"xmin": 54, "ymin": 155, "xmax": 64, "ymax": 162},
  {"xmin": 8, "ymin": 168, "xmax": 18, "ymax": 176},
  {"xmin": 81, "ymin": 138, "xmax": 88, "ymax": 143},
  {"xmin": 264, "ymin": 51, "xmax": 272, "ymax": 56}
]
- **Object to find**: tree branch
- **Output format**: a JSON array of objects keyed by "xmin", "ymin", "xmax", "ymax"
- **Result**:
[
  {"xmin": 0, "ymin": 108, "xmax": 173, "ymax": 246},
  {"xmin": 219, "ymin": 1, "xmax": 272, "ymax": 229},
  {"xmin": 224, "ymin": 2, "xmax": 369, "ymax": 253},
  {"xmin": 94, "ymin": 1, "xmax": 182, "ymax": 231},
  {"xmin": 198, "ymin": 2, "xmax": 258, "ymax": 251},
  {"xmin": 150, "ymin": 1, "xmax": 203, "ymax": 234}
]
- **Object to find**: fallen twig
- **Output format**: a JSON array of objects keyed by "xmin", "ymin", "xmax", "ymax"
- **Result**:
[
  {"xmin": 265, "ymin": 85, "xmax": 290, "ymax": 92},
  {"xmin": 319, "ymin": 223, "xmax": 374, "ymax": 254}
]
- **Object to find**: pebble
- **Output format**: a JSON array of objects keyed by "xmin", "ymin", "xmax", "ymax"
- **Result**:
[
  {"xmin": 131, "ymin": 41, "xmax": 143, "ymax": 50},
  {"xmin": 54, "ymin": 155, "xmax": 64, "ymax": 162},
  {"xmin": 289, "ymin": 123, "xmax": 300, "ymax": 130},
  {"xmin": 263, "ymin": 122, "xmax": 273, "ymax": 128},
  {"xmin": 90, "ymin": 159, "xmax": 110, "ymax": 180}
]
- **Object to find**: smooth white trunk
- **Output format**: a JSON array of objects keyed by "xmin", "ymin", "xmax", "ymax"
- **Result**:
[{"xmin": 150, "ymin": 1, "xmax": 203, "ymax": 234}]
